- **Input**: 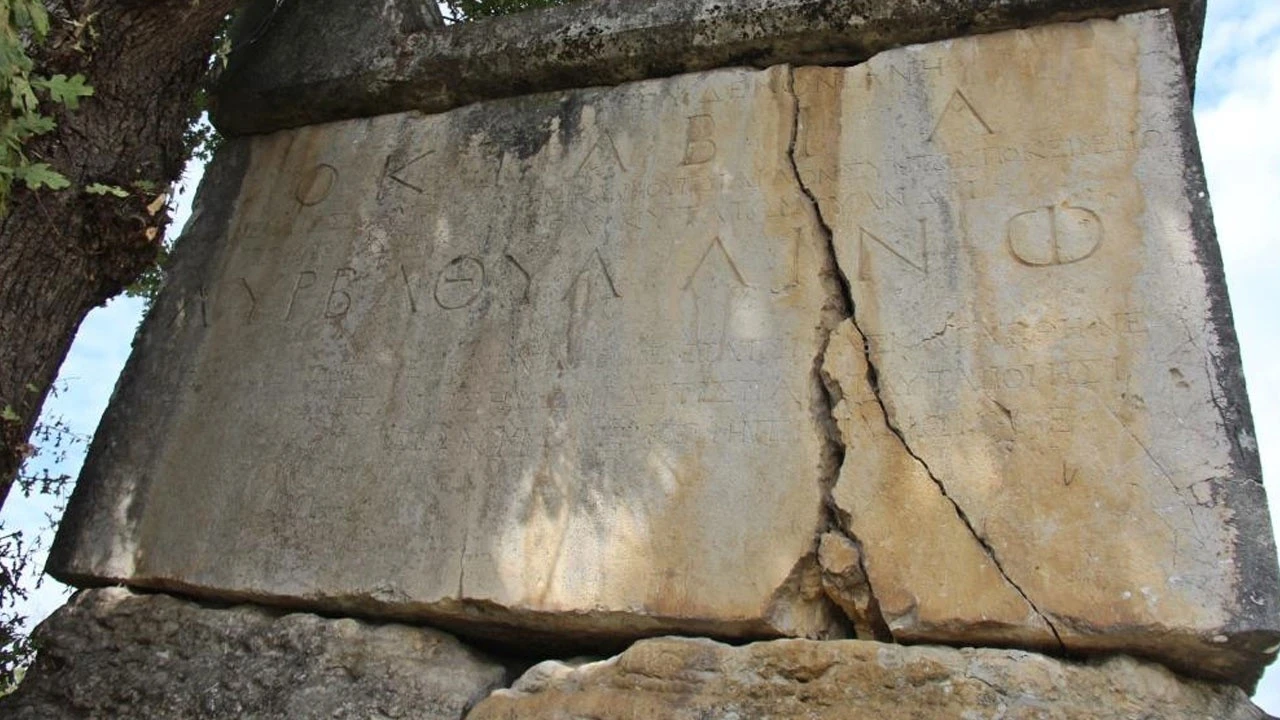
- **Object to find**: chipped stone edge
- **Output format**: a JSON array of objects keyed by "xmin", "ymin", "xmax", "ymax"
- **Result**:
[
  {"xmin": 212, "ymin": 0, "xmax": 1205, "ymax": 137},
  {"xmin": 1143, "ymin": 10, "xmax": 1280, "ymax": 692},
  {"xmin": 46, "ymin": 141, "xmax": 255, "ymax": 585}
]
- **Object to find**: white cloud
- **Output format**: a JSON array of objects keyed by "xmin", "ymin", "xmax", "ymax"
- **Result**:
[
  {"xmin": 1197, "ymin": 46, "xmax": 1280, "ymax": 270},
  {"xmin": 1198, "ymin": 0, "xmax": 1280, "ymax": 105}
]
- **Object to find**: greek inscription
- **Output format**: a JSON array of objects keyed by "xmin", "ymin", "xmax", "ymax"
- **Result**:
[
  {"xmin": 767, "ymin": 196, "xmax": 806, "ymax": 220},
  {"xmin": 725, "ymin": 419, "xmax": 795, "ymax": 446},
  {"xmin": 285, "ymin": 271, "xmax": 318, "ymax": 321},
  {"xmin": 238, "ymin": 278, "xmax": 259, "ymax": 325},
  {"xmin": 504, "ymin": 254, "xmax": 533, "ymax": 303},
  {"xmin": 400, "ymin": 264, "xmax": 418, "ymax": 313},
  {"xmin": 928, "ymin": 89, "xmax": 994, "ymax": 142},
  {"xmin": 697, "ymin": 83, "xmax": 749, "ymax": 103},
  {"xmin": 866, "ymin": 312, "xmax": 1147, "ymax": 354},
  {"xmin": 864, "ymin": 59, "xmax": 943, "ymax": 87},
  {"xmin": 565, "ymin": 249, "xmax": 621, "ymax": 302},
  {"xmin": 684, "ymin": 237, "xmax": 750, "ymax": 347},
  {"xmin": 882, "ymin": 357, "xmax": 1125, "ymax": 399},
  {"xmin": 857, "ymin": 219, "xmax": 928, "ymax": 281},
  {"xmin": 860, "ymin": 187, "xmax": 907, "ymax": 211},
  {"xmin": 977, "ymin": 358, "xmax": 1121, "ymax": 392},
  {"xmin": 904, "ymin": 131, "xmax": 1170, "ymax": 179},
  {"xmin": 325, "ymin": 268, "xmax": 357, "ymax": 319},
  {"xmin": 675, "ymin": 338, "xmax": 792, "ymax": 365},
  {"xmin": 564, "ymin": 249, "xmax": 621, "ymax": 365},
  {"xmin": 575, "ymin": 132, "xmax": 627, "ymax": 177},
  {"xmin": 379, "ymin": 151, "xmax": 433, "ymax": 201},
  {"xmin": 798, "ymin": 70, "xmax": 841, "ymax": 93},
  {"xmin": 685, "ymin": 236, "xmax": 747, "ymax": 290},
  {"xmin": 681, "ymin": 114, "xmax": 717, "ymax": 166},
  {"xmin": 1062, "ymin": 462, "xmax": 1081, "ymax": 487},
  {"xmin": 433, "ymin": 256, "xmax": 485, "ymax": 310},
  {"xmin": 296, "ymin": 164, "xmax": 337, "ymax": 206},
  {"xmin": 1007, "ymin": 204, "xmax": 1103, "ymax": 266}
]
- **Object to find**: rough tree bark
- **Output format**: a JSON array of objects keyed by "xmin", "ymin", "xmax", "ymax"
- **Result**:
[{"xmin": 0, "ymin": 0, "xmax": 240, "ymax": 509}]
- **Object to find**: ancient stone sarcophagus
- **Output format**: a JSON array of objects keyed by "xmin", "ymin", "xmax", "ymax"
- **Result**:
[{"xmin": 47, "ymin": 0, "xmax": 1279, "ymax": 695}]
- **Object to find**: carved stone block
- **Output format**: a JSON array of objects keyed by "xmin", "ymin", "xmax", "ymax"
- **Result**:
[{"xmin": 51, "ymin": 10, "xmax": 1279, "ymax": 687}]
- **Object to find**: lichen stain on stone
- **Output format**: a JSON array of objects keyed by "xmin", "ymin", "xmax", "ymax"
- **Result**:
[{"xmin": 454, "ymin": 89, "xmax": 592, "ymax": 163}]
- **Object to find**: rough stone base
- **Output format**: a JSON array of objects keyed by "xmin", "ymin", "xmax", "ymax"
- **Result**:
[
  {"xmin": 472, "ymin": 636, "xmax": 1269, "ymax": 720},
  {"xmin": 0, "ymin": 588, "xmax": 508, "ymax": 719},
  {"xmin": 4, "ymin": 590, "xmax": 1271, "ymax": 718}
]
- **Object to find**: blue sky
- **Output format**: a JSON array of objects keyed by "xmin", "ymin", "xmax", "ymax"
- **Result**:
[
  {"xmin": 2, "ymin": 1, "xmax": 1278, "ymax": 707},
  {"xmin": 1197, "ymin": 0, "xmax": 1280, "ymax": 447},
  {"xmin": 1195, "ymin": 1, "xmax": 1280, "ymax": 704}
]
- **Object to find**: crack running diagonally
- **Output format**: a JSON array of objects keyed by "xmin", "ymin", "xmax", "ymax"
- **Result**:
[
  {"xmin": 780, "ymin": 66, "xmax": 891, "ymax": 641},
  {"xmin": 780, "ymin": 66, "xmax": 1065, "ymax": 653}
]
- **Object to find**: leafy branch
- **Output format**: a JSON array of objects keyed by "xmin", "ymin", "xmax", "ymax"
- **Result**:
[
  {"xmin": 0, "ymin": 380, "xmax": 83, "ymax": 691},
  {"xmin": 0, "ymin": 0, "xmax": 96, "ymax": 213}
]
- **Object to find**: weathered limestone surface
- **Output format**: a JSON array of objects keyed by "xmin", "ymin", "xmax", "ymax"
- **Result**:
[
  {"xmin": 469, "ymin": 636, "xmax": 1268, "ymax": 720},
  {"xmin": 49, "ymin": 9, "xmax": 1278, "ymax": 689},
  {"xmin": 53, "ymin": 65, "xmax": 848, "ymax": 646},
  {"xmin": 804, "ymin": 11, "xmax": 1279, "ymax": 686},
  {"xmin": 0, "ymin": 588, "xmax": 507, "ymax": 719},
  {"xmin": 213, "ymin": 0, "xmax": 1207, "ymax": 136}
]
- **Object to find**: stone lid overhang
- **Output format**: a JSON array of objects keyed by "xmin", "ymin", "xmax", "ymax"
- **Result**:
[{"xmin": 211, "ymin": 0, "xmax": 1205, "ymax": 137}]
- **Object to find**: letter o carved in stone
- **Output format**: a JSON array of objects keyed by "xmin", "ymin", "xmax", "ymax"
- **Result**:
[{"xmin": 296, "ymin": 164, "xmax": 338, "ymax": 206}]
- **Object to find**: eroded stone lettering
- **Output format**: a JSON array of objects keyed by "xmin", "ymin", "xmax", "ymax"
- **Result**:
[
  {"xmin": 928, "ymin": 89, "xmax": 994, "ymax": 141},
  {"xmin": 325, "ymin": 268, "xmax": 357, "ymax": 319},
  {"xmin": 857, "ymin": 220, "xmax": 928, "ymax": 281},
  {"xmin": 434, "ymin": 257, "xmax": 485, "ymax": 310},
  {"xmin": 681, "ymin": 115, "xmax": 717, "ymax": 166},
  {"xmin": 286, "ymin": 271, "xmax": 318, "ymax": 321},
  {"xmin": 1007, "ymin": 204, "xmax": 1103, "ymax": 266},
  {"xmin": 238, "ymin": 278, "xmax": 259, "ymax": 325},
  {"xmin": 379, "ymin": 150, "xmax": 433, "ymax": 201},
  {"xmin": 296, "ymin": 164, "xmax": 337, "ymax": 206}
]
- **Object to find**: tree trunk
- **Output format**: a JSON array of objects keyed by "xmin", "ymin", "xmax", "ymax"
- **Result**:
[{"xmin": 0, "ymin": 0, "xmax": 240, "ymax": 508}]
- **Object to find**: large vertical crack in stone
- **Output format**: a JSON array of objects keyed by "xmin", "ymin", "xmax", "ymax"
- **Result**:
[
  {"xmin": 781, "ymin": 66, "xmax": 1064, "ymax": 652},
  {"xmin": 782, "ymin": 66, "xmax": 891, "ymax": 642}
]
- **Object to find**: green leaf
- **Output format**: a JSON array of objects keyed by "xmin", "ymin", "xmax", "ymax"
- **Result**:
[
  {"xmin": 10, "ymin": 77, "xmax": 38, "ymax": 113},
  {"xmin": 24, "ymin": 383, "xmax": 39, "ymax": 393},
  {"xmin": 29, "ymin": 2, "xmax": 51, "ymax": 38},
  {"xmin": 1, "ymin": 406, "xmax": 19, "ymax": 423},
  {"xmin": 11, "ymin": 0, "xmax": 50, "ymax": 38},
  {"xmin": 19, "ymin": 0, "xmax": 51, "ymax": 38},
  {"xmin": 32, "ymin": 74, "xmax": 94, "ymax": 110},
  {"xmin": 11, "ymin": 112, "xmax": 55, "ymax": 139},
  {"xmin": 85, "ymin": 182, "xmax": 129, "ymax": 198},
  {"xmin": 14, "ymin": 163, "xmax": 70, "ymax": 190}
]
